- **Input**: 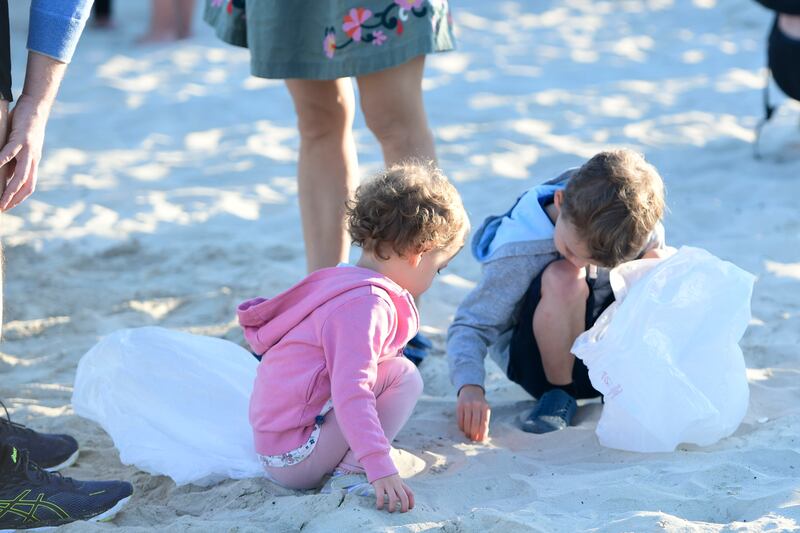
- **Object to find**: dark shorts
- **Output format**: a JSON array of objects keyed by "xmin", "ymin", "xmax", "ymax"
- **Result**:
[
  {"xmin": 0, "ymin": 0, "xmax": 10, "ymax": 102},
  {"xmin": 507, "ymin": 267, "xmax": 615, "ymax": 400}
]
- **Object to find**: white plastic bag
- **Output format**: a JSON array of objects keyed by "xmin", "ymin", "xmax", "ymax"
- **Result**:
[
  {"xmin": 572, "ymin": 246, "xmax": 755, "ymax": 453},
  {"xmin": 72, "ymin": 327, "xmax": 262, "ymax": 486}
]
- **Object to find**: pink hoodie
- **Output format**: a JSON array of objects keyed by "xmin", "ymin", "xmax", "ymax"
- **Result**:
[{"xmin": 238, "ymin": 266, "xmax": 419, "ymax": 482}]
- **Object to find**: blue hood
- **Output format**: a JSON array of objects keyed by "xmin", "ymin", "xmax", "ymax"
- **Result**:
[{"xmin": 471, "ymin": 168, "xmax": 576, "ymax": 263}]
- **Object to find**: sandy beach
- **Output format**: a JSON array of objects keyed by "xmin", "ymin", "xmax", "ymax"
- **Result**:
[{"xmin": 1, "ymin": 0, "xmax": 799, "ymax": 531}]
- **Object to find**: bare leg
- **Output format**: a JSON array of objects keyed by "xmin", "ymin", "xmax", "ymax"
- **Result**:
[
  {"xmin": 285, "ymin": 78, "xmax": 358, "ymax": 272},
  {"xmin": 532, "ymin": 260, "xmax": 588, "ymax": 386},
  {"xmin": 778, "ymin": 14, "xmax": 800, "ymax": 39},
  {"xmin": 175, "ymin": 0, "xmax": 196, "ymax": 40},
  {"xmin": 358, "ymin": 55, "xmax": 437, "ymax": 318},
  {"xmin": 356, "ymin": 55, "xmax": 436, "ymax": 167},
  {"xmin": 137, "ymin": 0, "xmax": 178, "ymax": 43}
]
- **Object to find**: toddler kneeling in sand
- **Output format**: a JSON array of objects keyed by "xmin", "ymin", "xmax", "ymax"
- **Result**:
[
  {"xmin": 448, "ymin": 149, "xmax": 670, "ymax": 441},
  {"xmin": 241, "ymin": 162, "xmax": 468, "ymax": 512}
]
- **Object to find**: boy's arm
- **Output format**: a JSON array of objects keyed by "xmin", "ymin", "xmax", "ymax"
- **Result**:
[{"xmin": 447, "ymin": 251, "xmax": 553, "ymax": 392}]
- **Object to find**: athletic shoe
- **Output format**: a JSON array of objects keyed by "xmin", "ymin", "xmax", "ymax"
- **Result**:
[
  {"xmin": 0, "ymin": 444, "xmax": 133, "ymax": 531},
  {"xmin": 521, "ymin": 388, "xmax": 577, "ymax": 434},
  {"xmin": 403, "ymin": 332, "xmax": 433, "ymax": 366},
  {"xmin": 0, "ymin": 400, "xmax": 79, "ymax": 472}
]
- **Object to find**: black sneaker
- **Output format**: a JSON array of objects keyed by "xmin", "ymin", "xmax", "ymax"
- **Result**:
[
  {"xmin": 0, "ymin": 400, "xmax": 79, "ymax": 472},
  {"xmin": 0, "ymin": 444, "xmax": 133, "ymax": 531}
]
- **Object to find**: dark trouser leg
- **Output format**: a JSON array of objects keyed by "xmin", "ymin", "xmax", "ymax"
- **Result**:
[{"xmin": 507, "ymin": 270, "xmax": 614, "ymax": 401}]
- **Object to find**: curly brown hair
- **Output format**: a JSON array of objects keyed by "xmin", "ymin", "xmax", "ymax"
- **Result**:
[
  {"xmin": 561, "ymin": 149, "xmax": 665, "ymax": 268},
  {"xmin": 347, "ymin": 161, "xmax": 469, "ymax": 260}
]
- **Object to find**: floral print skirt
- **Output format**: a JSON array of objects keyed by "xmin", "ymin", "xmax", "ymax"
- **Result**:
[{"xmin": 204, "ymin": 0, "xmax": 455, "ymax": 79}]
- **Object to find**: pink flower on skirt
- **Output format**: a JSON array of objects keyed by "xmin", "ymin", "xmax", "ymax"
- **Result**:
[
  {"xmin": 342, "ymin": 7, "xmax": 373, "ymax": 42},
  {"xmin": 323, "ymin": 33, "xmax": 336, "ymax": 59},
  {"xmin": 372, "ymin": 30, "xmax": 387, "ymax": 46},
  {"xmin": 211, "ymin": 0, "xmax": 223, "ymax": 6},
  {"xmin": 394, "ymin": 0, "xmax": 423, "ymax": 8}
]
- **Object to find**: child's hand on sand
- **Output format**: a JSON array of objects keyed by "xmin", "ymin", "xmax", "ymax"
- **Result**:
[
  {"xmin": 457, "ymin": 385, "xmax": 491, "ymax": 441},
  {"xmin": 372, "ymin": 474, "xmax": 414, "ymax": 513}
]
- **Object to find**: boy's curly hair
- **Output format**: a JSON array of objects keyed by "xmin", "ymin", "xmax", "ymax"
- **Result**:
[
  {"xmin": 561, "ymin": 149, "xmax": 665, "ymax": 268},
  {"xmin": 347, "ymin": 161, "xmax": 469, "ymax": 260}
]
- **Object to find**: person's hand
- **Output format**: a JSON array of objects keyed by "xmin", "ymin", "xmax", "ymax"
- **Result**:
[
  {"xmin": 372, "ymin": 474, "xmax": 414, "ymax": 513},
  {"xmin": 0, "ymin": 94, "xmax": 49, "ymax": 210},
  {"xmin": 457, "ymin": 384, "xmax": 491, "ymax": 441},
  {"xmin": 0, "ymin": 51, "xmax": 67, "ymax": 211},
  {"xmin": 642, "ymin": 245, "xmax": 677, "ymax": 260}
]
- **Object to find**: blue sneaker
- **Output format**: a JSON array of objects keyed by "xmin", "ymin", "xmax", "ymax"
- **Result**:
[
  {"xmin": 403, "ymin": 332, "xmax": 433, "ymax": 366},
  {"xmin": 521, "ymin": 389, "xmax": 577, "ymax": 434},
  {"xmin": 0, "ymin": 444, "xmax": 133, "ymax": 531}
]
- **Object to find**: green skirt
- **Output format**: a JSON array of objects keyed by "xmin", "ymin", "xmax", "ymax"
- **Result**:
[{"xmin": 204, "ymin": 0, "xmax": 456, "ymax": 80}]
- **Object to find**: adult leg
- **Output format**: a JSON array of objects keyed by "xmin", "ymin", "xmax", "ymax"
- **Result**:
[
  {"xmin": 357, "ymin": 55, "xmax": 436, "ymax": 167},
  {"xmin": 137, "ymin": 0, "xmax": 178, "ymax": 43},
  {"xmin": 285, "ymin": 78, "xmax": 358, "ymax": 272},
  {"xmin": 266, "ymin": 357, "xmax": 422, "ymax": 489},
  {"xmin": 175, "ymin": 0, "xmax": 196, "ymax": 40},
  {"xmin": 357, "ymin": 56, "xmax": 438, "ymax": 361}
]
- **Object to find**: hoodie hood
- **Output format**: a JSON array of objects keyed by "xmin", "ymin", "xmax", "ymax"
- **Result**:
[
  {"xmin": 238, "ymin": 266, "xmax": 416, "ymax": 355},
  {"xmin": 471, "ymin": 168, "xmax": 576, "ymax": 263}
]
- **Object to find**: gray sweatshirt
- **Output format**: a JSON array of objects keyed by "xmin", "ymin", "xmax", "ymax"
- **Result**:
[{"xmin": 447, "ymin": 170, "xmax": 664, "ymax": 393}]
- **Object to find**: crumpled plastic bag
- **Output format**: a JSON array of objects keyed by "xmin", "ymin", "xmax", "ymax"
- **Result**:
[
  {"xmin": 72, "ymin": 327, "xmax": 262, "ymax": 486},
  {"xmin": 572, "ymin": 246, "xmax": 755, "ymax": 453}
]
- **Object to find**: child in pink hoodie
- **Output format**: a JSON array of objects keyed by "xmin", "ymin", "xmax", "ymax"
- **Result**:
[{"xmin": 238, "ymin": 162, "xmax": 469, "ymax": 513}]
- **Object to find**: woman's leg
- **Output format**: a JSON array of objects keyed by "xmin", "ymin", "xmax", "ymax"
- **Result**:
[
  {"xmin": 285, "ymin": 79, "xmax": 358, "ymax": 272},
  {"xmin": 266, "ymin": 357, "xmax": 422, "ymax": 489},
  {"xmin": 175, "ymin": 0, "xmax": 195, "ymax": 39},
  {"xmin": 357, "ymin": 56, "xmax": 438, "ymax": 348},
  {"xmin": 356, "ymin": 55, "xmax": 437, "ymax": 167},
  {"xmin": 138, "ymin": 0, "xmax": 178, "ymax": 43}
]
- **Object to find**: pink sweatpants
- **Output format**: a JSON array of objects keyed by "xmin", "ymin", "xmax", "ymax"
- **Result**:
[{"xmin": 265, "ymin": 357, "xmax": 423, "ymax": 490}]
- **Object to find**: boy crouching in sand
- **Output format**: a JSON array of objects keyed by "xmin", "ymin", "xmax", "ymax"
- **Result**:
[{"xmin": 448, "ymin": 149, "xmax": 668, "ymax": 441}]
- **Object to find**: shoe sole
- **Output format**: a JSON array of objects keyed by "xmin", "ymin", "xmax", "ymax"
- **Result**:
[
  {"xmin": 0, "ymin": 494, "xmax": 131, "ymax": 532},
  {"xmin": 43, "ymin": 448, "xmax": 79, "ymax": 473}
]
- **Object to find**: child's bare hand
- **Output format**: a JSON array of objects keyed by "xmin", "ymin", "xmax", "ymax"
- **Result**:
[
  {"xmin": 457, "ymin": 385, "xmax": 491, "ymax": 441},
  {"xmin": 372, "ymin": 474, "xmax": 414, "ymax": 513},
  {"xmin": 642, "ymin": 246, "xmax": 677, "ymax": 260}
]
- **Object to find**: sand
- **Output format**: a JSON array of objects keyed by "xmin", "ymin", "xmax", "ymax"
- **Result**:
[{"xmin": 1, "ymin": 0, "xmax": 799, "ymax": 531}]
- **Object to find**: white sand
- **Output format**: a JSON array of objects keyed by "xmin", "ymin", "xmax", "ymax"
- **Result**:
[{"xmin": 2, "ymin": 0, "xmax": 799, "ymax": 531}]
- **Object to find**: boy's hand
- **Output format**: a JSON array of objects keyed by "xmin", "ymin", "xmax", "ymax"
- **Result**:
[
  {"xmin": 642, "ymin": 246, "xmax": 676, "ymax": 260},
  {"xmin": 457, "ymin": 385, "xmax": 491, "ymax": 441},
  {"xmin": 372, "ymin": 474, "xmax": 414, "ymax": 513}
]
